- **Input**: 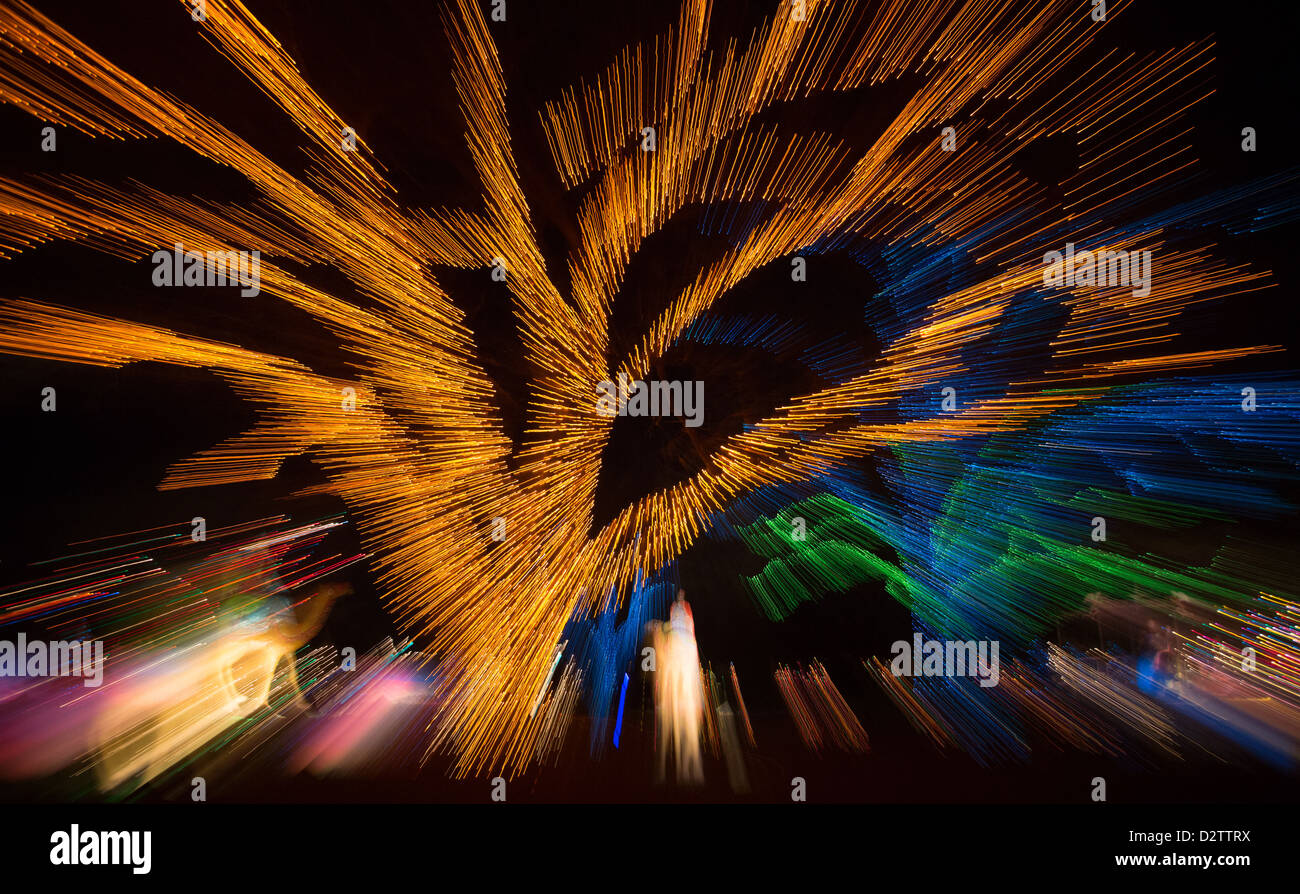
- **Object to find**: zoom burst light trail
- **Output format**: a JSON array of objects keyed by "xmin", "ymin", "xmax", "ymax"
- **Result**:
[
  {"xmin": 0, "ymin": 0, "xmax": 1286, "ymax": 776},
  {"xmin": 0, "ymin": 514, "xmax": 365, "ymax": 793}
]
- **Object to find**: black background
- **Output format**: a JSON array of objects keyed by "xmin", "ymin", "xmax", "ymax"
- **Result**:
[{"xmin": 0, "ymin": 0, "xmax": 1297, "ymax": 804}]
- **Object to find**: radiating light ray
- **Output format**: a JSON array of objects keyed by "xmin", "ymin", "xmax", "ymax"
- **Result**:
[{"xmin": 0, "ymin": 0, "xmax": 1292, "ymax": 777}]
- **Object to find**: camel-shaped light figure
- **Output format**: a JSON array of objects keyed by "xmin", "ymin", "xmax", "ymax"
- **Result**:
[{"xmin": 93, "ymin": 582, "xmax": 350, "ymax": 792}]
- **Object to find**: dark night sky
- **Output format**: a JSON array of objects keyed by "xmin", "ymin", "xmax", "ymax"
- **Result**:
[{"xmin": 1, "ymin": 0, "xmax": 1298, "ymax": 717}]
